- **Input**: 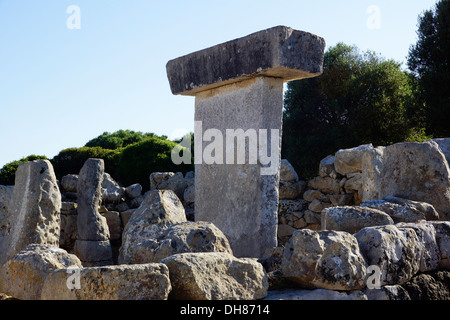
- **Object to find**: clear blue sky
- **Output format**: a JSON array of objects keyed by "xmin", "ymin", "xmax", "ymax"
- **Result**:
[{"xmin": 0, "ymin": 0, "xmax": 439, "ymax": 168}]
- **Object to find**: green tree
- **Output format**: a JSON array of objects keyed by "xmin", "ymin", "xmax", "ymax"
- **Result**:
[
  {"xmin": 51, "ymin": 147, "xmax": 121, "ymax": 180},
  {"xmin": 117, "ymin": 137, "xmax": 193, "ymax": 189},
  {"xmin": 85, "ymin": 130, "xmax": 167, "ymax": 150},
  {"xmin": 407, "ymin": 0, "xmax": 450, "ymax": 137},
  {"xmin": 283, "ymin": 43, "xmax": 415, "ymax": 178},
  {"xmin": 0, "ymin": 155, "xmax": 48, "ymax": 185}
]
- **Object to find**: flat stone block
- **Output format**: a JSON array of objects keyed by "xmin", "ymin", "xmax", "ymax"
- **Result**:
[{"xmin": 167, "ymin": 25, "xmax": 325, "ymax": 95}]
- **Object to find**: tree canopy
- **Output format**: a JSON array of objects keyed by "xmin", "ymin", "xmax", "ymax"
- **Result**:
[
  {"xmin": 282, "ymin": 43, "xmax": 419, "ymax": 178},
  {"xmin": 407, "ymin": 0, "xmax": 450, "ymax": 138}
]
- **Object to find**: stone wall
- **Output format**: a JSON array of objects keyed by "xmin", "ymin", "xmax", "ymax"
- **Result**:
[{"xmin": 0, "ymin": 137, "xmax": 449, "ymax": 300}]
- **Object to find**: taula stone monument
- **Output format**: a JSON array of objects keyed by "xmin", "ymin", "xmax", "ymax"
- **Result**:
[{"xmin": 166, "ymin": 26, "xmax": 325, "ymax": 257}]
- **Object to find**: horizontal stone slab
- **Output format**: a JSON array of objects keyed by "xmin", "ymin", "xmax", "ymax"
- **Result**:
[{"xmin": 166, "ymin": 25, "xmax": 325, "ymax": 96}]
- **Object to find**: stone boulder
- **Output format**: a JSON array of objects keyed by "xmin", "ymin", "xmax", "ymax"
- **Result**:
[
  {"xmin": 101, "ymin": 173, "xmax": 125, "ymax": 203},
  {"xmin": 378, "ymin": 141, "xmax": 450, "ymax": 220},
  {"xmin": 0, "ymin": 160, "xmax": 61, "ymax": 266},
  {"xmin": 383, "ymin": 196, "xmax": 440, "ymax": 221},
  {"xmin": 429, "ymin": 221, "xmax": 450, "ymax": 269},
  {"xmin": 118, "ymin": 190, "xmax": 186, "ymax": 264},
  {"xmin": 355, "ymin": 225, "xmax": 421, "ymax": 285},
  {"xmin": 281, "ymin": 229, "xmax": 367, "ymax": 291},
  {"xmin": 431, "ymin": 138, "xmax": 450, "ymax": 164},
  {"xmin": 308, "ymin": 176, "xmax": 340, "ymax": 195},
  {"xmin": 361, "ymin": 146, "xmax": 385, "ymax": 202},
  {"xmin": 360, "ymin": 200, "xmax": 426, "ymax": 223},
  {"xmin": 279, "ymin": 180, "xmax": 306, "ymax": 200},
  {"xmin": 61, "ymin": 174, "xmax": 78, "ymax": 193},
  {"xmin": 120, "ymin": 221, "xmax": 233, "ymax": 264},
  {"xmin": 150, "ymin": 172, "xmax": 187, "ymax": 201},
  {"xmin": 321, "ymin": 206, "xmax": 394, "ymax": 233},
  {"xmin": 41, "ymin": 263, "xmax": 171, "ymax": 300},
  {"xmin": 0, "ymin": 244, "xmax": 82, "ymax": 300},
  {"xmin": 280, "ymin": 159, "xmax": 299, "ymax": 182},
  {"xmin": 396, "ymin": 222, "xmax": 440, "ymax": 272},
  {"xmin": 161, "ymin": 252, "xmax": 268, "ymax": 300},
  {"xmin": 334, "ymin": 144, "xmax": 373, "ymax": 176},
  {"xmin": 319, "ymin": 155, "xmax": 336, "ymax": 178},
  {"xmin": 125, "ymin": 183, "xmax": 142, "ymax": 199}
]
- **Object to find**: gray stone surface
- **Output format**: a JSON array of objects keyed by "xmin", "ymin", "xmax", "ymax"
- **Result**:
[
  {"xmin": 75, "ymin": 159, "xmax": 112, "ymax": 266},
  {"xmin": 118, "ymin": 190, "xmax": 186, "ymax": 264},
  {"xmin": 194, "ymin": 77, "xmax": 283, "ymax": 258},
  {"xmin": 0, "ymin": 160, "xmax": 61, "ymax": 266},
  {"xmin": 41, "ymin": 263, "xmax": 171, "ymax": 300},
  {"xmin": 161, "ymin": 252, "xmax": 268, "ymax": 300},
  {"xmin": 281, "ymin": 229, "xmax": 367, "ymax": 291},
  {"xmin": 0, "ymin": 244, "xmax": 82, "ymax": 300},
  {"xmin": 166, "ymin": 26, "xmax": 325, "ymax": 96},
  {"xmin": 321, "ymin": 206, "xmax": 394, "ymax": 233},
  {"xmin": 379, "ymin": 141, "xmax": 450, "ymax": 220},
  {"xmin": 355, "ymin": 225, "xmax": 421, "ymax": 285},
  {"xmin": 76, "ymin": 159, "xmax": 110, "ymax": 241}
]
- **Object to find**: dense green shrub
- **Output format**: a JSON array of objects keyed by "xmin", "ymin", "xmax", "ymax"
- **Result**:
[
  {"xmin": 0, "ymin": 155, "xmax": 48, "ymax": 185},
  {"xmin": 51, "ymin": 147, "xmax": 121, "ymax": 180},
  {"xmin": 117, "ymin": 137, "xmax": 193, "ymax": 190},
  {"xmin": 85, "ymin": 130, "xmax": 168, "ymax": 150}
]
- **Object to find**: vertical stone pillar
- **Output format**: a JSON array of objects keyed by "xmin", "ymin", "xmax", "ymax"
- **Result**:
[
  {"xmin": 166, "ymin": 26, "xmax": 325, "ymax": 257},
  {"xmin": 0, "ymin": 160, "xmax": 61, "ymax": 266},
  {"xmin": 74, "ymin": 158, "xmax": 113, "ymax": 266}
]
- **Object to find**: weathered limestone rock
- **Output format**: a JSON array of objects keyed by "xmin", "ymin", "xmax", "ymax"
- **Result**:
[
  {"xmin": 41, "ymin": 263, "xmax": 171, "ymax": 300},
  {"xmin": 319, "ymin": 155, "xmax": 336, "ymax": 177},
  {"xmin": 0, "ymin": 244, "xmax": 82, "ymax": 300},
  {"xmin": 432, "ymin": 138, "xmax": 450, "ymax": 164},
  {"xmin": 396, "ymin": 222, "xmax": 440, "ymax": 272},
  {"xmin": 279, "ymin": 180, "xmax": 306, "ymax": 200},
  {"xmin": 161, "ymin": 252, "xmax": 268, "ymax": 300},
  {"xmin": 383, "ymin": 196, "xmax": 440, "ymax": 221},
  {"xmin": 183, "ymin": 184, "xmax": 195, "ymax": 204},
  {"xmin": 280, "ymin": 159, "xmax": 299, "ymax": 182},
  {"xmin": 361, "ymin": 146, "xmax": 385, "ymax": 201},
  {"xmin": 429, "ymin": 221, "xmax": 450, "ymax": 269},
  {"xmin": 355, "ymin": 225, "xmax": 421, "ymax": 285},
  {"xmin": 101, "ymin": 172, "xmax": 125, "ymax": 203},
  {"xmin": 303, "ymin": 189, "xmax": 329, "ymax": 203},
  {"xmin": 379, "ymin": 141, "xmax": 450, "ymax": 220},
  {"xmin": 0, "ymin": 185, "xmax": 13, "ymax": 250},
  {"xmin": 125, "ymin": 183, "xmax": 142, "ymax": 199},
  {"xmin": 360, "ymin": 200, "xmax": 426, "ymax": 223},
  {"xmin": 118, "ymin": 190, "xmax": 186, "ymax": 264},
  {"xmin": 403, "ymin": 270, "xmax": 450, "ymax": 300},
  {"xmin": 120, "ymin": 221, "xmax": 232, "ymax": 264},
  {"xmin": 281, "ymin": 229, "xmax": 367, "ymax": 291},
  {"xmin": 75, "ymin": 159, "xmax": 112, "ymax": 266},
  {"xmin": 334, "ymin": 144, "xmax": 373, "ymax": 176},
  {"xmin": 102, "ymin": 211, "xmax": 122, "ymax": 241},
  {"xmin": 308, "ymin": 176, "xmax": 340, "ymax": 195},
  {"xmin": 61, "ymin": 174, "xmax": 78, "ymax": 192},
  {"xmin": 150, "ymin": 172, "xmax": 186, "ymax": 201},
  {"xmin": 0, "ymin": 160, "xmax": 61, "ymax": 266},
  {"xmin": 166, "ymin": 26, "xmax": 325, "ymax": 96},
  {"xmin": 321, "ymin": 206, "xmax": 394, "ymax": 233},
  {"xmin": 167, "ymin": 26, "xmax": 325, "ymax": 258}
]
